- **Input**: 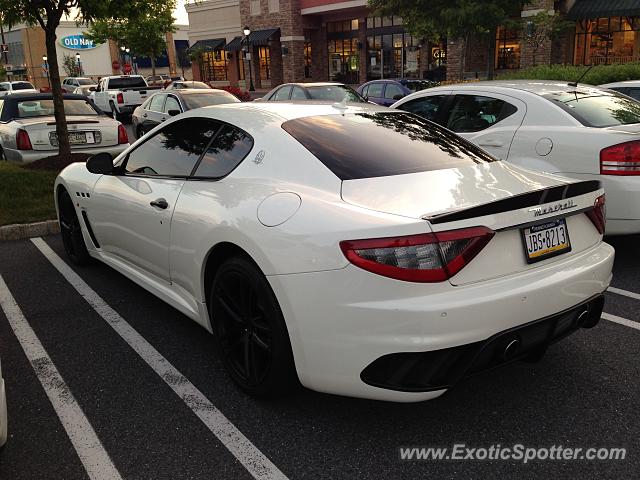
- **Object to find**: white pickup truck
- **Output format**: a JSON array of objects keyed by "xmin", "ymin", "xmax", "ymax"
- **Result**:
[{"xmin": 91, "ymin": 75, "xmax": 160, "ymax": 121}]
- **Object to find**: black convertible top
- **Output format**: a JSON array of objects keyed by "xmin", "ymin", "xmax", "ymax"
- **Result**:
[{"xmin": 0, "ymin": 93, "xmax": 102, "ymax": 122}]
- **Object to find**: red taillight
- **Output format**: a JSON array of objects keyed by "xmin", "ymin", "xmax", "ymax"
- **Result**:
[
  {"xmin": 600, "ymin": 141, "xmax": 640, "ymax": 175},
  {"xmin": 117, "ymin": 124, "xmax": 129, "ymax": 144},
  {"xmin": 339, "ymin": 227, "xmax": 495, "ymax": 283},
  {"xmin": 586, "ymin": 194, "xmax": 606, "ymax": 234},
  {"xmin": 117, "ymin": 93, "xmax": 124, "ymax": 104},
  {"xmin": 16, "ymin": 129, "xmax": 32, "ymax": 150}
]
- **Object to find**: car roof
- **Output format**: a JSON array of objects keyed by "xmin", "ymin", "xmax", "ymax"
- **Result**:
[
  {"xmin": 281, "ymin": 82, "xmax": 346, "ymax": 88},
  {"xmin": 599, "ymin": 80, "xmax": 640, "ymax": 88},
  {"xmin": 176, "ymin": 89, "xmax": 232, "ymax": 95},
  {"xmin": 426, "ymin": 79, "xmax": 610, "ymax": 97}
]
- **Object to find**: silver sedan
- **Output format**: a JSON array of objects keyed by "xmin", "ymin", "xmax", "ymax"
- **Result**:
[{"xmin": 0, "ymin": 93, "xmax": 130, "ymax": 164}]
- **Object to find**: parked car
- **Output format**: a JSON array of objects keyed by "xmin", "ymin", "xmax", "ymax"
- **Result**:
[
  {"xmin": 132, "ymin": 88, "xmax": 240, "ymax": 138},
  {"xmin": 258, "ymin": 82, "xmax": 366, "ymax": 103},
  {"xmin": 0, "ymin": 93, "xmax": 130, "ymax": 163},
  {"xmin": 0, "ymin": 81, "xmax": 38, "ymax": 97},
  {"xmin": 357, "ymin": 79, "xmax": 438, "ymax": 106},
  {"xmin": 90, "ymin": 75, "xmax": 160, "ymax": 121},
  {"xmin": 62, "ymin": 77, "xmax": 96, "ymax": 93},
  {"xmin": 392, "ymin": 80, "xmax": 640, "ymax": 235},
  {"xmin": 599, "ymin": 80, "xmax": 640, "ymax": 101},
  {"xmin": 164, "ymin": 80, "xmax": 211, "ymax": 90},
  {"xmin": 146, "ymin": 74, "xmax": 171, "ymax": 86},
  {"xmin": 54, "ymin": 102, "xmax": 612, "ymax": 402},
  {"xmin": 170, "ymin": 76, "xmax": 185, "ymax": 82},
  {"xmin": 0, "ymin": 356, "xmax": 6, "ymax": 449},
  {"xmin": 73, "ymin": 85, "xmax": 97, "ymax": 97}
]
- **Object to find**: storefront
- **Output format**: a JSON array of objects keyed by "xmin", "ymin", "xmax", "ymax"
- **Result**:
[{"xmin": 573, "ymin": 16, "xmax": 640, "ymax": 65}]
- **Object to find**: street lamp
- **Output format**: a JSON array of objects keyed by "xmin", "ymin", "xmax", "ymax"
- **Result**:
[
  {"xmin": 243, "ymin": 26, "xmax": 255, "ymax": 92},
  {"xmin": 42, "ymin": 55, "xmax": 50, "ymax": 88},
  {"xmin": 75, "ymin": 52, "xmax": 82, "ymax": 76}
]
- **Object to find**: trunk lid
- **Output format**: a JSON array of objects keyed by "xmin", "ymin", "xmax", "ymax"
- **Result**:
[
  {"xmin": 341, "ymin": 162, "xmax": 603, "ymax": 285},
  {"xmin": 15, "ymin": 116, "xmax": 119, "ymax": 151}
]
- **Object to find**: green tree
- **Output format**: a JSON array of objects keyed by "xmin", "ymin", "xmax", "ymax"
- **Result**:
[
  {"xmin": 86, "ymin": 1, "xmax": 176, "ymax": 77},
  {"xmin": 368, "ymin": 0, "xmax": 528, "ymax": 80},
  {"xmin": 0, "ymin": 1, "xmax": 161, "ymax": 162},
  {"xmin": 62, "ymin": 54, "xmax": 81, "ymax": 77}
]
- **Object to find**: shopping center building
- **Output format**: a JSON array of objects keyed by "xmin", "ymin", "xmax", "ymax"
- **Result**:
[{"xmin": 186, "ymin": 0, "xmax": 640, "ymax": 88}]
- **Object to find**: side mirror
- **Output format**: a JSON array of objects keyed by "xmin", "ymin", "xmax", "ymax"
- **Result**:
[
  {"xmin": 393, "ymin": 94, "xmax": 404, "ymax": 100},
  {"xmin": 89, "ymin": 86, "xmax": 96, "ymax": 92},
  {"xmin": 363, "ymin": 96, "xmax": 369, "ymax": 102},
  {"xmin": 86, "ymin": 152, "xmax": 114, "ymax": 174},
  {"xmin": 168, "ymin": 109, "xmax": 180, "ymax": 117}
]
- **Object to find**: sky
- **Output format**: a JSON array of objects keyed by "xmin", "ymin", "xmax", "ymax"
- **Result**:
[{"xmin": 174, "ymin": 0, "xmax": 189, "ymax": 25}]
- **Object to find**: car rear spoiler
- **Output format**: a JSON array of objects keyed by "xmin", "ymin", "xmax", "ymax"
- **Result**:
[{"xmin": 424, "ymin": 180, "xmax": 601, "ymax": 224}]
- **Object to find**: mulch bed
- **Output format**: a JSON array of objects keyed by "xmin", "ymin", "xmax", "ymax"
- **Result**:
[{"xmin": 22, "ymin": 153, "xmax": 91, "ymax": 172}]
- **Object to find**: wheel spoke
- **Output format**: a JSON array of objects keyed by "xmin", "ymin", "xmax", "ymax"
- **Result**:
[
  {"xmin": 217, "ymin": 294, "xmax": 245, "ymax": 326},
  {"xmin": 251, "ymin": 333, "xmax": 271, "ymax": 353},
  {"xmin": 242, "ymin": 334, "xmax": 252, "ymax": 381}
]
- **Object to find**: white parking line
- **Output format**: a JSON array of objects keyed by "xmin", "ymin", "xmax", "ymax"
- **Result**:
[
  {"xmin": 0, "ymin": 275, "xmax": 122, "ymax": 480},
  {"xmin": 31, "ymin": 237, "xmax": 289, "ymax": 480},
  {"xmin": 608, "ymin": 286, "xmax": 640, "ymax": 302},
  {"xmin": 602, "ymin": 313, "xmax": 640, "ymax": 331}
]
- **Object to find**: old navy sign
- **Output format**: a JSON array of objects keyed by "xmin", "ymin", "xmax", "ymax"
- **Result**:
[{"xmin": 60, "ymin": 34, "xmax": 98, "ymax": 50}]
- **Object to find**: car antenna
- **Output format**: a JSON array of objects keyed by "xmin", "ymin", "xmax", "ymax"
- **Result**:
[{"xmin": 568, "ymin": 65, "xmax": 594, "ymax": 87}]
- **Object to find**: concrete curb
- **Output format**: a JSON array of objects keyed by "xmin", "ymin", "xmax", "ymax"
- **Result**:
[{"xmin": 0, "ymin": 220, "xmax": 60, "ymax": 241}]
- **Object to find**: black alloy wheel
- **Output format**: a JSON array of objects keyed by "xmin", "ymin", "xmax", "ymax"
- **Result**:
[
  {"xmin": 58, "ymin": 189, "xmax": 91, "ymax": 265},
  {"xmin": 210, "ymin": 257, "xmax": 297, "ymax": 397}
]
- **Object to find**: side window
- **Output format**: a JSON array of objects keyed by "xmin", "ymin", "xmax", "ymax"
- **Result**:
[
  {"xmin": 627, "ymin": 88, "xmax": 640, "ymax": 101},
  {"xmin": 367, "ymin": 83, "xmax": 384, "ymax": 98},
  {"xmin": 361, "ymin": 85, "xmax": 369, "ymax": 97},
  {"xmin": 124, "ymin": 118, "xmax": 221, "ymax": 177},
  {"xmin": 396, "ymin": 95, "xmax": 447, "ymax": 123},
  {"xmin": 446, "ymin": 95, "xmax": 518, "ymax": 133},
  {"xmin": 0, "ymin": 84, "xmax": 8, "ymax": 92},
  {"xmin": 164, "ymin": 95, "xmax": 181, "ymax": 113},
  {"xmin": 384, "ymin": 83, "xmax": 405, "ymax": 100},
  {"xmin": 192, "ymin": 125, "xmax": 254, "ymax": 178},
  {"xmin": 272, "ymin": 86, "xmax": 292, "ymax": 101},
  {"xmin": 291, "ymin": 87, "xmax": 307, "ymax": 100},
  {"xmin": 149, "ymin": 94, "xmax": 166, "ymax": 112}
]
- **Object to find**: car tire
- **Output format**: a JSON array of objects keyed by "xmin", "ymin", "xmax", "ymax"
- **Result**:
[
  {"xmin": 209, "ymin": 256, "xmax": 298, "ymax": 397},
  {"xmin": 58, "ymin": 189, "xmax": 91, "ymax": 266}
]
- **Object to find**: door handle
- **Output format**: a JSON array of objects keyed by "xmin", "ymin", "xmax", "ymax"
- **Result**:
[
  {"xmin": 150, "ymin": 198, "xmax": 168, "ymax": 209},
  {"xmin": 160, "ymin": 117, "xmax": 166, "ymax": 122},
  {"xmin": 479, "ymin": 139, "xmax": 505, "ymax": 147},
  {"xmin": 143, "ymin": 113, "xmax": 148, "ymax": 118}
]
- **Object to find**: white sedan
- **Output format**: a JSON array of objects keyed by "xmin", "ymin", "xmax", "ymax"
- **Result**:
[
  {"xmin": 54, "ymin": 103, "xmax": 613, "ymax": 402},
  {"xmin": 0, "ymin": 93, "xmax": 129, "ymax": 164},
  {"xmin": 392, "ymin": 80, "xmax": 640, "ymax": 235}
]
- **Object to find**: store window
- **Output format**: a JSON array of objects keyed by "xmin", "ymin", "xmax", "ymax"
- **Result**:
[
  {"xmin": 328, "ymin": 38, "xmax": 359, "ymax": 84},
  {"xmin": 201, "ymin": 50, "xmax": 228, "ymax": 81},
  {"xmin": 258, "ymin": 46, "xmax": 271, "ymax": 80},
  {"xmin": 574, "ymin": 17, "xmax": 640, "ymax": 65},
  {"xmin": 366, "ymin": 33, "xmax": 421, "ymax": 80},
  {"xmin": 495, "ymin": 26, "xmax": 520, "ymax": 70},
  {"xmin": 304, "ymin": 41, "xmax": 312, "ymax": 78}
]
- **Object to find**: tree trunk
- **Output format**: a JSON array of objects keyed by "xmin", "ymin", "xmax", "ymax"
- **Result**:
[
  {"xmin": 486, "ymin": 29, "xmax": 496, "ymax": 80},
  {"xmin": 460, "ymin": 32, "xmax": 469, "ymax": 81},
  {"xmin": 151, "ymin": 56, "xmax": 156, "ymax": 77},
  {"xmin": 45, "ymin": 28, "xmax": 71, "ymax": 163}
]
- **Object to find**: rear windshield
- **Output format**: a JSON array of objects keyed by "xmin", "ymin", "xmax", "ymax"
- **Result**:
[
  {"xmin": 306, "ymin": 85, "xmax": 365, "ymax": 103},
  {"xmin": 544, "ymin": 90, "xmax": 640, "ymax": 127},
  {"xmin": 108, "ymin": 77, "xmax": 147, "ymax": 89},
  {"xmin": 403, "ymin": 80, "xmax": 438, "ymax": 92},
  {"xmin": 12, "ymin": 82, "xmax": 35, "ymax": 90},
  {"xmin": 16, "ymin": 99, "xmax": 98, "ymax": 118},
  {"xmin": 174, "ymin": 81, "xmax": 210, "ymax": 89},
  {"xmin": 182, "ymin": 92, "xmax": 240, "ymax": 109},
  {"xmin": 282, "ymin": 111, "xmax": 497, "ymax": 180}
]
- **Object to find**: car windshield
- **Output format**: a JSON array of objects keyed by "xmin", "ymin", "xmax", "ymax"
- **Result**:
[
  {"xmin": 12, "ymin": 82, "xmax": 35, "ymax": 90},
  {"xmin": 16, "ymin": 99, "xmax": 98, "ymax": 118},
  {"xmin": 182, "ymin": 92, "xmax": 240, "ymax": 109},
  {"xmin": 77, "ymin": 78, "xmax": 94, "ymax": 85},
  {"xmin": 544, "ymin": 90, "xmax": 640, "ymax": 127},
  {"xmin": 306, "ymin": 85, "xmax": 365, "ymax": 103},
  {"xmin": 282, "ymin": 111, "xmax": 496, "ymax": 180},
  {"xmin": 108, "ymin": 77, "xmax": 147, "ymax": 89}
]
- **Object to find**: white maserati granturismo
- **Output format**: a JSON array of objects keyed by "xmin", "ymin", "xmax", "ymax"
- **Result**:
[{"xmin": 54, "ymin": 102, "xmax": 614, "ymax": 402}]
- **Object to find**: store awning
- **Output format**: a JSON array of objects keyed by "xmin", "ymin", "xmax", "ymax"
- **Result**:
[
  {"xmin": 224, "ymin": 28, "xmax": 280, "ymax": 51},
  {"xmin": 567, "ymin": 0, "xmax": 640, "ymax": 20},
  {"xmin": 187, "ymin": 38, "xmax": 226, "ymax": 52}
]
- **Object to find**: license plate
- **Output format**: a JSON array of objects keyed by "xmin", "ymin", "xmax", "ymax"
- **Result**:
[
  {"xmin": 69, "ymin": 132, "xmax": 87, "ymax": 144},
  {"xmin": 50, "ymin": 131, "xmax": 98, "ymax": 146},
  {"xmin": 521, "ymin": 218, "xmax": 571, "ymax": 263}
]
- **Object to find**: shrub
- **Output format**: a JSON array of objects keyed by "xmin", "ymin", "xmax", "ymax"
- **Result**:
[
  {"xmin": 496, "ymin": 63, "xmax": 640, "ymax": 86},
  {"xmin": 214, "ymin": 85, "xmax": 252, "ymax": 101}
]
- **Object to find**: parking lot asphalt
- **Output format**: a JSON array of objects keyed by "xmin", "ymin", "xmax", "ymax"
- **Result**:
[{"xmin": 0, "ymin": 233, "xmax": 638, "ymax": 480}]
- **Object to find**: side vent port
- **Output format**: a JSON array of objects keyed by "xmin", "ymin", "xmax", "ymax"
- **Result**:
[{"xmin": 81, "ymin": 211, "xmax": 100, "ymax": 248}]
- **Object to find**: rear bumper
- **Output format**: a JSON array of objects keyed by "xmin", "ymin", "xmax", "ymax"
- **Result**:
[
  {"xmin": 269, "ymin": 241, "xmax": 614, "ymax": 402},
  {"xmin": 4, "ymin": 144, "xmax": 128, "ymax": 164}
]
